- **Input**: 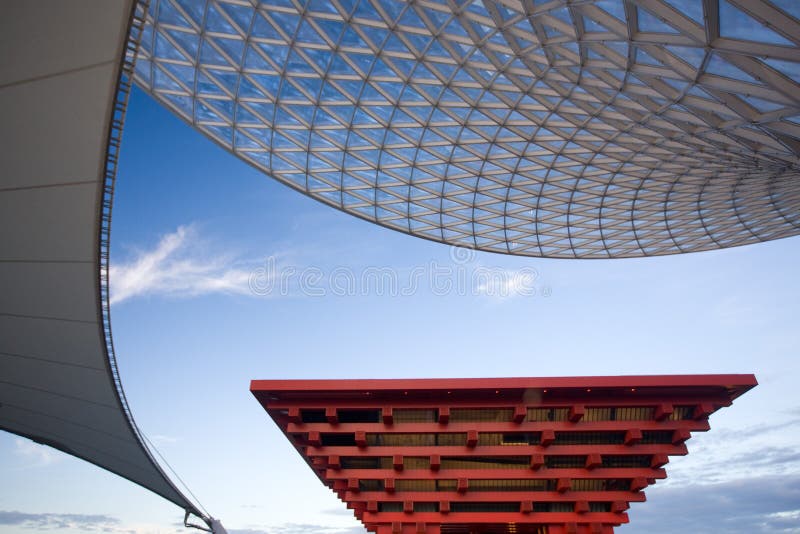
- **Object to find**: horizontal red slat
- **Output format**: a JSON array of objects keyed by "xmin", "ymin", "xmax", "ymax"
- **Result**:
[
  {"xmin": 262, "ymin": 394, "xmax": 732, "ymax": 410},
  {"xmin": 324, "ymin": 467, "xmax": 666, "ymax": 480},
  {"xmin": 360, "ymin": 511, "xmax": 629, "ymax": 525},
  {"xmin": 344, "ymin": 490, "xmax": 647, "ymax": 503},
  {"xmin": 286, "ymin": 420, "xmax": 710, "ymax": 434},
  {"xmin": 304, "ymin": 444, "xmax": 689, "ymax": 457}
]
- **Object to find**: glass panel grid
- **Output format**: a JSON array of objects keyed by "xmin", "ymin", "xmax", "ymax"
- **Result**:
[{"xmin": 136, "ymin": 0, "xmax": 800, "ymax": 258}]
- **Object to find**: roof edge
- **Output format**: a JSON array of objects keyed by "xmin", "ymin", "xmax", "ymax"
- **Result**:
[
  {"xmin": 251, "ymin": 374, "xmax": 757, "ymax": 390},
  {"xmin": 251, "ymin": 374, "xmax": 758, "ymax": 402}
]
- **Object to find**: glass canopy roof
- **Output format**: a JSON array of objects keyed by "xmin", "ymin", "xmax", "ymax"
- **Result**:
[{"xmin": 135, "ymin": 0, "xmax": 800, "ymax": 258}]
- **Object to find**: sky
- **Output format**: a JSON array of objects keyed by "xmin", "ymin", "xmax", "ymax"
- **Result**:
[{"xmin": 1, "ymin": 86, "xmax": 799, "ymax": 534}]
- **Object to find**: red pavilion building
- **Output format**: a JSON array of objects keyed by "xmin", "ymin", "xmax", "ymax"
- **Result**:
[{"xmin": 251, "ymin": 375, "xmax": 756, "ymax": 534}]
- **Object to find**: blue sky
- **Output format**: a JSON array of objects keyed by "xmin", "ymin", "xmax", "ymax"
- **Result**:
[{"xmin": 1, "ymin": 87, "xmax": 799, "ymax": 534}]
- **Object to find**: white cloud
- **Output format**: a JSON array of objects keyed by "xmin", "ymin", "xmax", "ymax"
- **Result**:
[
  {"xmin": 110, "ymin": 226, "xmax": 255, "ymax": 304},
  {"xmin": 149, "ymin": 434, "xmax": 180, "ymax": 445},
  {"xmin": 714, "ymin": 294, "xmax": 765, "ymax": 326},
  {"xmin": 662, "ymin": 416, "xmax": 800, "ymax": 486},
  {"xmin": 473, "ymin": 266, "xmax": 542, "ymax": 298},
  {"xmin": 228, "ymin": 524, "xmax": 365, "ymax": 534},
  {"xmin": 13, "ymin": 439, "xmax": 61, "ymax": 467},
  {"xmin": 620, "ymin": 475, "xmax": 800, "ymax": 533},
  {"xmin": 0, "ymin": 510, "xmax": 193, "ymax": 534}
]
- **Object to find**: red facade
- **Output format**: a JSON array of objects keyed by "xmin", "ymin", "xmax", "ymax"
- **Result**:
[{"xmin": 251, "ymin": 375, "xmax": 756, "ymax": 534}]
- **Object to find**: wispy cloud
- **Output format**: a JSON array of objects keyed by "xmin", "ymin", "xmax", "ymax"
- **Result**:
[
  {"xmin": 0, "ymin": 510, "xmax": 130, "ymax": 532},
  {"xmin": 229, "ymin": 525, "xmax": 364, "ymax": 534},
  {"xmin": 109, "ymin": 228, "xmax": 551, "ymax": 302},
  {"xmin": 0, "ymin": 510, "xmax": 203, "ymax": 534},
  {"xmin": 621, "ymin": 475, "xmax": 800, "ymax": 533},
  {"xmin": 663, "ymin": 416, "xmax": 800, "ymax": 485},
  {"xmin": 473, "ymin": 267, "xmax": 543, "ymax": 299},
  {"xmin": 321, "ymin": 508, "xmax": 357, "ymax": 517},
  {"xmin": 110, "ymin": 226, "xmax": 255, "ymax": 304},
  {"xmin": 149, "ymin": 434, "xmax": 180, "ymax": 445},
  {"xmin": 713, "ymin": 294, "xmax": 767, "ymax": 326},
  {"xmin": 13, "ymin": 439, "xmax": 61, "ymax": 467}
]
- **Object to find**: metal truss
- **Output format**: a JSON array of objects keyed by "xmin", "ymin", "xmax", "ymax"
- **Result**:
[{"xmin": 134, "ymin": 0, "xmax": 800, "ymax": 258}]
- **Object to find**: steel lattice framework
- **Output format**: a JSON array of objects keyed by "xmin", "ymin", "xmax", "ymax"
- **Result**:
[{"xmin": 135, "ymin": 0, "xmax": 800, "ymax": 258}]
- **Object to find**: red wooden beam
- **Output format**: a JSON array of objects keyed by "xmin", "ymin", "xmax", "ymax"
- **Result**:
[
  {"xmin": 306, "ymin": 444, "xmax": 690, "ymax": 457},
  {"xmin": 346, "ymin": 490, "xmax": 647, "ymax": 504},
  {"xmin": 284, "ymin": 420, "xmax": 712, "ymax": 433},
  {"xmin": 324, "ymin": 467, "xmax": 667, "ymax": 481}
]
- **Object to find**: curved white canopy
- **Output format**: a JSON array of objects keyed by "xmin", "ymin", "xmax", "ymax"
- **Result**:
[
  {"xmin": 136, "ymin": 0, "xmax": 800, "ymax": 258},
  {"xmin": 0, "ymin": 0, "xmax": 206, "ymax": 522}
]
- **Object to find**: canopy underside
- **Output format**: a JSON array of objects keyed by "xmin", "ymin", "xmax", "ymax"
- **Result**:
[
  {"xmin": 135, "ymin": 0, "xmax": 800, "ymax": 258},
  {"xmin": 0, "ymin": 0, "xmax": 205, "ymax": 519}
]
